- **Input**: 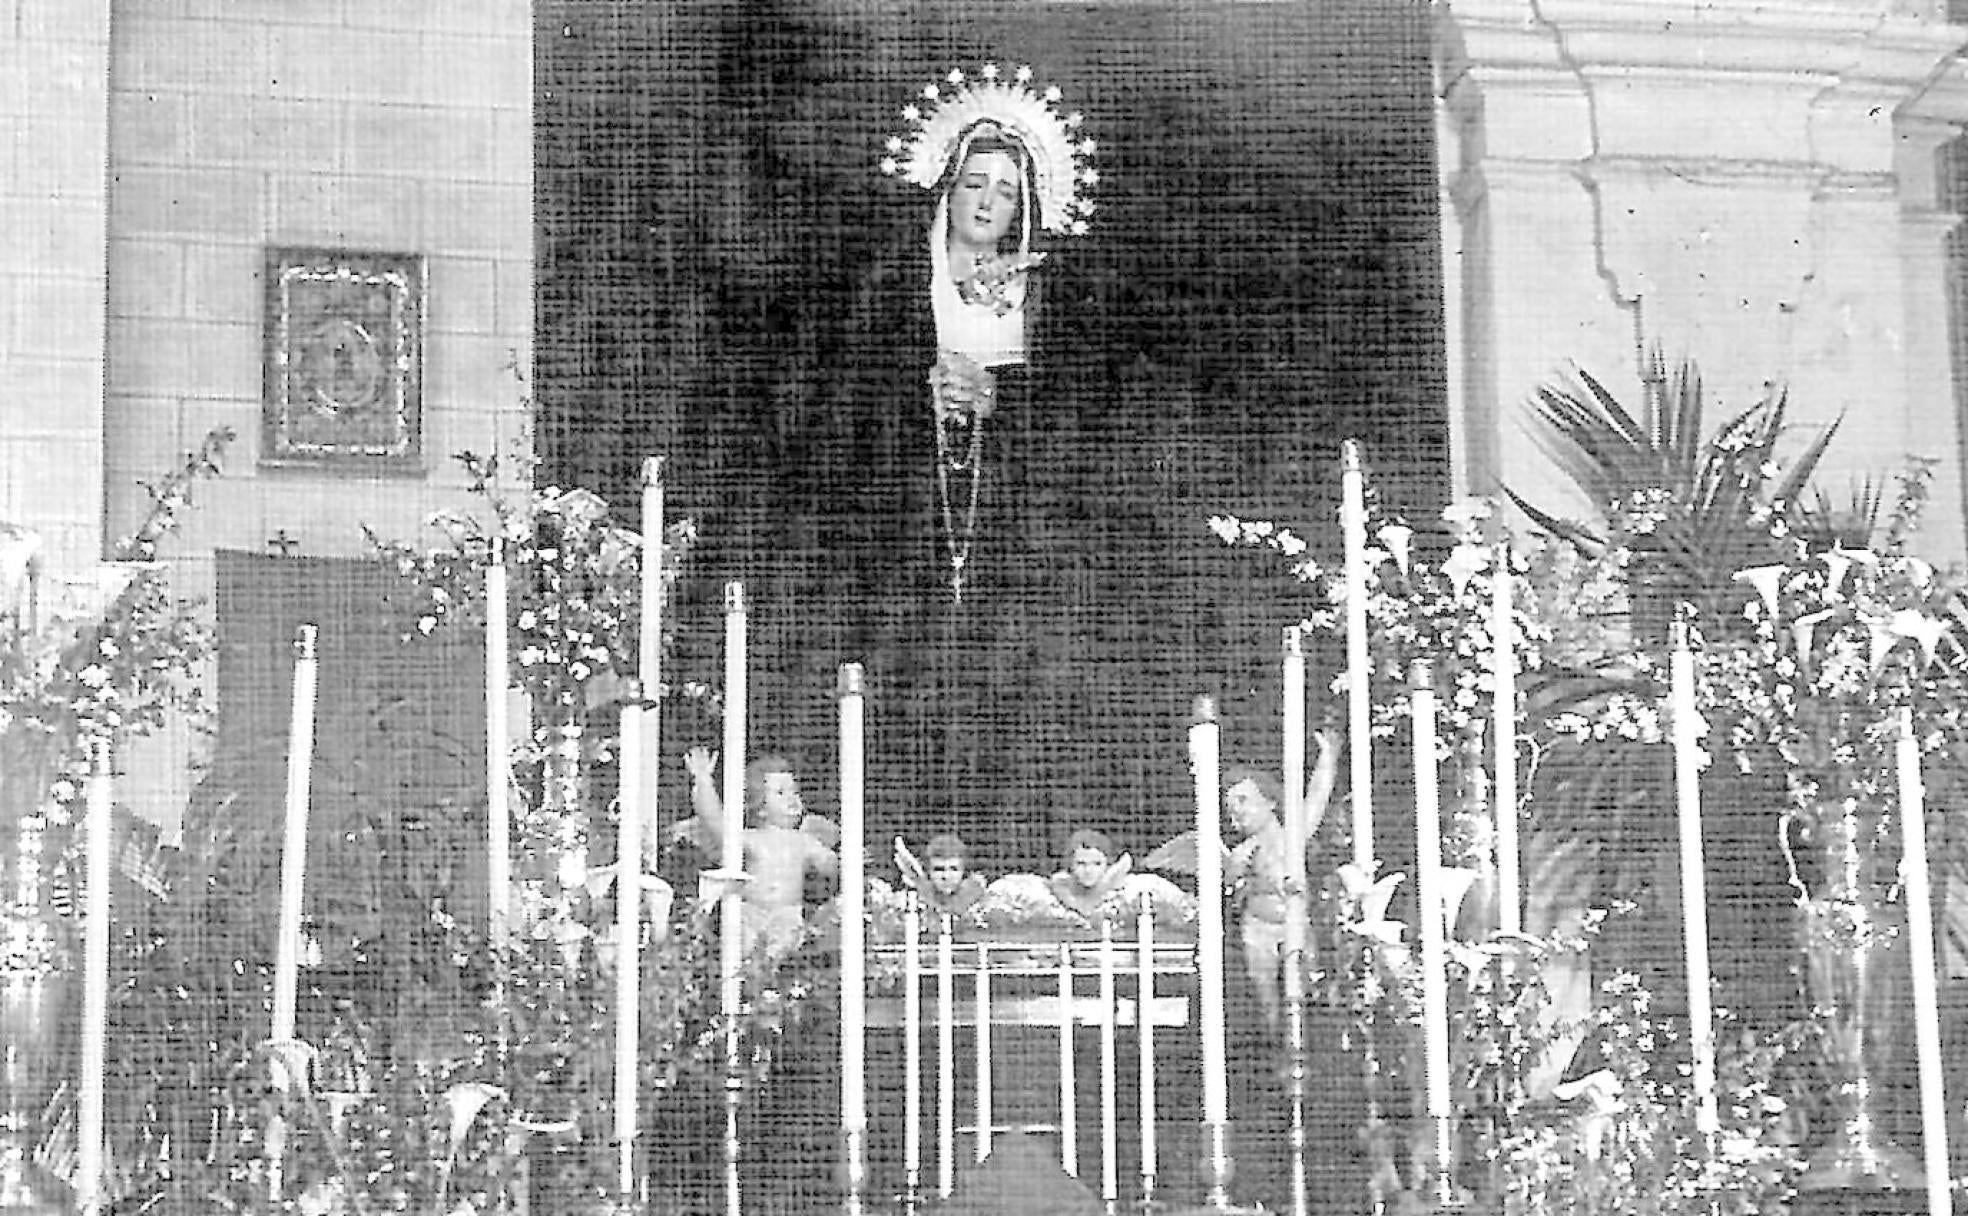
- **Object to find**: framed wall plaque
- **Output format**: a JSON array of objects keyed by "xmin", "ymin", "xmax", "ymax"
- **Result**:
[{"xmin": 263, "ymin": 247, "xmax": 425, "ymax": 472}]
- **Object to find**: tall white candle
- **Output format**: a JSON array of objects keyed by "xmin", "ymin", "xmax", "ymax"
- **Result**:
[
  {"xmin": 75, "ymin": 741, "xmax": 112, "ymax": 1216},
  {"xmin": 1410, "ymin": 661, "xmax": 1451, "ymax": 1124},
  {"xmin": 903, "ymin": 898, "xmax": 923, "ymax": 1188},
  {"xmin": 973, "ymin": 945, "xmax": 991, "ymax": 1164},
  {"xmin": 937, "ymin": 916, "xmax": 955, "ymax": 1198},
  {"xmin": 1282, "ymin": 628, "xmax": 1309, "ymax": 1008},
  {"xmin": 719, "ymin": 584, "xmax": 747, "ymax": 1026},
  {"xmin": 1492, "ymin": 547, "xmax": 1521, "ymax": 937},
  {"xmin": 1342, "ymin": 440, "xmax": 1374, "ymax": 872},
  {"xmin": 1098, "ymin": 922, "xmax": 1119, "ymax": 1206},
  {"xmin": 1191, "ymin": 696, "xmax": 1230, "ymax": 1132},
  {"xmin": 485, "ymin": 541, "xmax": 512, "ymax": 948},
  {"xmin": 613, "ymin": 704, "xmax": 644, "ymax": 1197},
  {"xmin": 1057, "ymin": 946, "xmax": 1077, "ymax": 1176},
  {"xmin": 637, "ymin": 458, "xmax": 665, "ymax": 866},
  {"xmin": 1669, "ymin": 618, "xmax": 1719, "ymax": 1138},
  {"xmin": 838, "ymin": 665, "xmax": 868, "ymax": 1145},
  {"xmin": 1897, "ymin": 707, "xmax": 1951, "ymax": 1216},
  {"xmin": 272, "ymin": 625, "xmax": 319, "ymax": 1043},
  {"xmin": 1136, "ymin": 899, "xmax": 1157, "ymax": 1193}
]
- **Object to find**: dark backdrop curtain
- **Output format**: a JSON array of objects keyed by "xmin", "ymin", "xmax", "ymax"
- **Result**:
[{"xmin": 535, "ymin": 0, "xmax": 1449, "ymax": 868}]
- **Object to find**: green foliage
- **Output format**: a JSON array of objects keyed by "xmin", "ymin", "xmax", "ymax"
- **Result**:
[{"xmin": 1509, "ymin": 358, "xmax": 1836, "ymax": 640}]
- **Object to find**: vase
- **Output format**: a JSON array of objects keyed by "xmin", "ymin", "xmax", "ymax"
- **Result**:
[
  {"xmin": 1796, "ymin": 798, "xmax": 1919, "ymax": 1191},
  {"xmin": 0, "ymin": 974, "xmax": 69, "ymax": 1211},
  {"xmin": 0, "ymin": 726, "xmax": 65, "ymax": 1211}
]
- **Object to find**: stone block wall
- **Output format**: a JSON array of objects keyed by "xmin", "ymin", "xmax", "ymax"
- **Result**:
[
  {"xmin": 0, "ymin": 0, "xmax": 113, "ymax": 578},
  {"xmin": 100, "ymin": 0, "xmax": 532, "ymax": 832}
]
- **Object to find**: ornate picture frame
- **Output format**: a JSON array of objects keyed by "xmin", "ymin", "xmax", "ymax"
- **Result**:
[{"xmin": 263, "ymin": 247, "xmax": 425, "ymax": 472}]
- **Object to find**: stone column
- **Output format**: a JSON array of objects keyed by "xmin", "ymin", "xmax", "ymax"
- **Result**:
[{"xmin": 1439, "ymin": 0, "xmax": 1968, "ymax": 555}]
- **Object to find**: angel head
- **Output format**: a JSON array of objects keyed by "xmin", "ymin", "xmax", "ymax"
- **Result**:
[
  {"xmin": 1065, "ymin": 828, "xmax": 1120, "ymax": 890},
  {"xmin": 1221, "ymin": 765, "xmax": 1285, "ymax": 837},
  {"xmin": 923, "ymin": 833, "xmax": 974, "ymax": 897},
  {"xmin": 745, "ymin": 754, "xmax": 803, "ymax": 828}
]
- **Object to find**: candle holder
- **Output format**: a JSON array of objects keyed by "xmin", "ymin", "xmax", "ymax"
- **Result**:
[
  {"xmin": 722, "ymin": 1020, "xmax": 745, "ymax": 1216},
  {"xmin": 840, "ymin": 1125, "xmax": 868, "ymax": 1216}
]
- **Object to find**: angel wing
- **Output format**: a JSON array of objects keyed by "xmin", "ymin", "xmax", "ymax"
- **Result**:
[
  {"xmin": 800, "ymin": 814, "xmax": 842, "ymax": 849},
  {"xmin": 667, "ymin": 814, "xmax": 720, "ymax": 858},
  {"xmin": 1337, "ymin": 862, "xmax": 1405, "ymax": 926},
  {"xmin": 894, "ymin": 836, "xmax": 932, "ymax": 895},
  {"xmin": 1094, "ymin": 852, "xmax": 1134, "ymax": 900},
  {"xmin": 1144, "ymin": 831, "xmax": 1199, "ymax": 876}
]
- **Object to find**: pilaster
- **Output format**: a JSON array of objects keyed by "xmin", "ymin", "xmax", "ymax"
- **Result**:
[
  {"xmin": 0, "ymin": 0, "xmax": 112, "ymax": 577},
  {"xmin": 1440, "ymin": 0, "xmax": 1968, "ymax": 556}
]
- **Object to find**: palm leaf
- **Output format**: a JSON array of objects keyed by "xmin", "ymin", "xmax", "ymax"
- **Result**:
[{"xmin": 1516, "ymin": 356, "xmax": 1836, "ymax": 633}]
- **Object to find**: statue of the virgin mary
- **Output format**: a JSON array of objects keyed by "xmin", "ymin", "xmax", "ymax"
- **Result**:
[
  {"xmin": 806, "ymin": 63, "xmax": 1101, "ymax": 855},
  {"xmin": 872, "ymin": 62, "xmax": 1098, "ymax": 602}
]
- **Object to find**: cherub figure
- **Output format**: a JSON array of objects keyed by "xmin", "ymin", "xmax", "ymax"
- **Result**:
[
  {"xmin": 1047, "ymin": 829, "xmax": 1133, "ymax": 924},
  {"xmin": 675, "ymin": 745, "xmax": 839, "ymax": 961},
  {"xmin": 894, "ymin": 833, "xmax": 987, "ymax": 920},
  {"xmin": 1146, "ymin": 731, "xmax": 1337, "ymax": 1028}
]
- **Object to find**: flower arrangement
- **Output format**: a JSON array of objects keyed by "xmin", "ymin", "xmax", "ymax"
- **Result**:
[
  {"xmin": 365, "ymin": 451, "xmax": 703, "ymax": 723},
  {"xmin": 1211, "ymin": 360, "xmax": 1848, "ymax": 1212},
  {"xmin": 0, "ymin": 427, "xmax": 231, "ymax": 978},
  {"xmin": 366, "ymin": 451, "xmax": 711, "ymax": 885},
  {"xmin": 1335, "ymin": 860, "xmax": 1802, "ymax": 1215},
  {"xmin": 146, "ymin": 461, "xmax": 830, "ymax": 1213},
  {"xmin": 39, "ymin": 458, "xmax": 838, "ymax": 1214}
]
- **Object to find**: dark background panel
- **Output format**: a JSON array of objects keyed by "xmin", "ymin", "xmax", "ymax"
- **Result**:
[{"xmin": 534, "ymin": 0, "xmax": 1448, "ymax": 861}]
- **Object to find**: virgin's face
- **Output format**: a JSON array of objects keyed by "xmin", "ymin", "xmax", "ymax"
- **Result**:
[{"xmin": 947, "ymin": 149, "xmax": 1022, "ymax": 251}]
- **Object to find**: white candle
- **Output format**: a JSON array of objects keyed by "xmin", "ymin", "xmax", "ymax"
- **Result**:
[
  {"xmin": 1282, "ymin": 628, "xmax": 1309, "ymax": 1008},
  {"xmin": 973, "ymin": 945, "xmax": 991, "ymax": 1164},
  {"xmin": 903, "ymin": 898, "xmax": 923, "ymax": 1188},
  {"xmin": 719, "ymin": 583, "xmax": 747, "ymax": 1025},
  {"xmin": 1191, "ymin": 696, "xmax": 1230, "ymax": 1132},
  {"xmin": 613, "ymin": 704, "xmax": 644, "ymax": 1197},
  {"xmin": 76, "ymin": 741, "xmax": 112, "ymax": 1216},
  {"xmin": 1669, "ymin": 619, "xmax": 1719, "ymax": 1138},
  {"xmin": 1410, "ymin": 661, "xmax": 1451, "ymax": 1123},
  {"xmin": 638, "ymin": 458, "xmax": 665, "ymax": 867},
  {"xmin": 485, "ymin": 541, "xmax": 512, "ymax": 948},
  {"xmin": 1342, "ymin": 440, "xmax": 1374, "ymax": 872},
  {"xmin": 937, "ymin": 916, "xmax": 955, "ymax": 1198},
  {"xmin": 1897, "ymin": 707, "xmax": 1951, "ymax": 1216},
  {"xmin": 1492, "ymin": 547, "xmax": 1521, "ymax": 937},
  {"xmin": 272, "ymin": 625, "xmax": 319, "ymax": 1043},
  {"xmin": 1098, "ymin": 922, "xmax": 1119, "ymax": 1206},
  {"xmin": 1058, "ymin": 946, "xmax": 1077, "ymax": 1176},
  {"xmin": 1136, "ymin": 899, "xmax": 1157, "ymax": 1192},
  {"xmin": 838, "ymin": 665, "xmax": 868, "ymax": 1144}
]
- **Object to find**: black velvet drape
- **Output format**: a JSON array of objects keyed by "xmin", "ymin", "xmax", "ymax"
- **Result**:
[{"xmin": 535, "ymin": 0, "xmax": 1450, "ymax": 871}]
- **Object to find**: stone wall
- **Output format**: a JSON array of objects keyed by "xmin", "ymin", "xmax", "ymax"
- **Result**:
[
  {"xmin": 0, "ymin": 0, "xmax": 112, "ymax": 578},
  {"xmin": 101, "ymin": 0, "xmax": 532, "ymax": 831},
  {"xmin": 105, "ymin": 0, "xmax": 532, "ymax": 563}
]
